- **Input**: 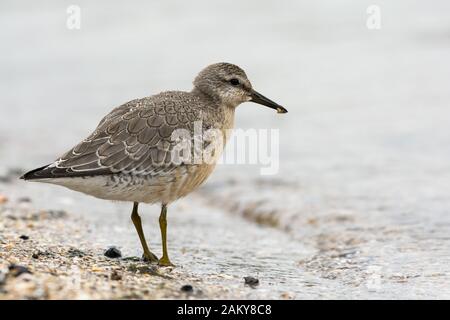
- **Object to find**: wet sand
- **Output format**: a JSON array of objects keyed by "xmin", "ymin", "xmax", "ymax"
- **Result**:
[{"xmin": 0, "ymin": 183, "xmax": 305, "ymax": 300}]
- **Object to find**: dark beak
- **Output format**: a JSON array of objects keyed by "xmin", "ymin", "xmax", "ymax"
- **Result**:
[{"xmin": 250, "ymin": 90, "xmax": 288, "ymax": 114}]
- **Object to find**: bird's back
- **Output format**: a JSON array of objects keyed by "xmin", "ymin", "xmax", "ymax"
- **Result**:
[{"xmin": 23, "ymin": 91, "xmax": 204, "ymax": 179}]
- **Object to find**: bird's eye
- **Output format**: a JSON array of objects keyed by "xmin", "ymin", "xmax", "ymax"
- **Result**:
[{"xmin": 229, "ymin": 78, "xmax": 240, "ymax": 86}]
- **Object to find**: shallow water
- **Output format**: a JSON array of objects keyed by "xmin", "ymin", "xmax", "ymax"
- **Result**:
[{"xmin": 1, "ymin": 0, "xmax": 450, "ymax": 298}]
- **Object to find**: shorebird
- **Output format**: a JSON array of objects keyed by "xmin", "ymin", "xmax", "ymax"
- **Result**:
[{"xmin": 21, "ymin": 63, "xmax": 287, "ymax": 266}]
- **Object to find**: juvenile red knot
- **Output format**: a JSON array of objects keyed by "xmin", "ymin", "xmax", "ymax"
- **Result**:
[{"xmin": 21, "ymin": 62, "xmax": 287, "ymax": 266}]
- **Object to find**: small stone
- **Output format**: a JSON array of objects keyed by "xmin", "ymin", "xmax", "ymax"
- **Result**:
[
  {"xmin": 17, "ymin": 197, "xmax": 31, "ymax": 203},
  {"xmin": 180, "ymin": 284, "xmax": 193, "ymax": 292},
  {"xmin": 104, "ymin": 246, "xmax": 122, "ymax": 258},
  {"xmin": 19, "ymin": 235, "xmax": 29, "ymax": 240},
  {"xmin": 281, "ymin": 292, "xmax": 294, "ymax": 299},
  {"xmin": 244, "ymin": 276, "xmax": 259, "ymax": 287},
  {"xmin": 111, "ymin": 270, "xmax": 122, "ymax": 281},
  {"xmin": 8, "ymin": 264, "xmax": 32, "ymax": 277}
]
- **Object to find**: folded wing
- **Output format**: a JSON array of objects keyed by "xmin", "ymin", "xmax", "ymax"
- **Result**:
[{"xmin": 22, "ymin": 94, "xmax": 198, "ymax": 180}]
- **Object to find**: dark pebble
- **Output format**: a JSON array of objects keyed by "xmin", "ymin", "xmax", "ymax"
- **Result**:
[
  {"xmin": 110, "ymin": 270, "xmax": 122, "ymax": 281},
  {"xmin": 17, "ymin": 197, "xmax": 31, "ymax": 203},
  {"xmin": 244, "ymin": 276, "xmax": 259, "ymax": 287},
  {"xmin": 104, "ymin": 246, "xmax": 122, "ymax": 258},
  {"xmin": 8, "ymin": 264, "xmax": 32, "ymax": 277},
  {"xmin": 181, "ymin": 285, "xmax": 193, "ymax": 293},
  {"xmin": 19, "ymin": 235, "xmax": 29, "ymax": 240}
]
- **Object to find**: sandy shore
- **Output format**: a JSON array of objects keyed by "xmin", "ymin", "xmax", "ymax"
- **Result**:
[
  {"xmin": 0, "ymin": 179, "xmax": 303, "ymax": 300},
  {"xmin": 0, "ymin": 198, "xmax": 281, "ymax": 300}
]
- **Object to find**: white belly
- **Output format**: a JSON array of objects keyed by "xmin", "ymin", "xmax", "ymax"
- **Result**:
[{"xmin": 33, "ymin": 164, "xmax": 216, "ymax": 204}]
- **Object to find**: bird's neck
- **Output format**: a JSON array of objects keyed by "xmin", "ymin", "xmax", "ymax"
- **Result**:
[
  {"xmin": 220, "ymin": 104, "xmax": 235, "ymax": 131},
  {"xmin": 191, "ymin": 87, "xmax": 220, "ymax": 105},
  {"xmin": 191, "ymin": 87, "xmax": 236, "ymax": 147},
  {"xmin": 191, "ymin": 87, "xmax": 235, "ymax": 129}
]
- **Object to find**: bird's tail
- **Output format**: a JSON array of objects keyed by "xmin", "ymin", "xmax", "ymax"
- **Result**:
[{"xmin": 20, "ymin": 165, "xmax": 51, "ymax": 180}]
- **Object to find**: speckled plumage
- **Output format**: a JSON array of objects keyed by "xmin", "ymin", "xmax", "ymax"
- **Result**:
[{"xmin": 21, "ymin": 62, "xmax": 286, "ymax": 265}]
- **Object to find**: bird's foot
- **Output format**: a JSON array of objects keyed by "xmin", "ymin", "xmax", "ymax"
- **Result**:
[
  {"xmin": 142, "ymin": 251, "xmax": 159, "ymax": 263},
  {"xmin": 158, "ymin": 256, "xmax": 175, "ymax": 267}
]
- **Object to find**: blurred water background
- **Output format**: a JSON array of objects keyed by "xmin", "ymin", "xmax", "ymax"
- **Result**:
[{"xmin": 1, "ymin": 0, "xmax": 450, "ymax": 298}]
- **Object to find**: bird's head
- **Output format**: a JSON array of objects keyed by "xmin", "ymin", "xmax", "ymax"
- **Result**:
[{"xmin": 193, "ymin": 62, "xmax": 287, "ymax": 113}]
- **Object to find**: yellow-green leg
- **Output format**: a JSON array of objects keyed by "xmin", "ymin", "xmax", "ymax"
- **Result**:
[
  {"xmin": 158, "ymin": 204, "xmax": 174, "ymax": 267},
  {"xmin": 131, "ymin": 202, "xmax": 158, "ymax": 263}
]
